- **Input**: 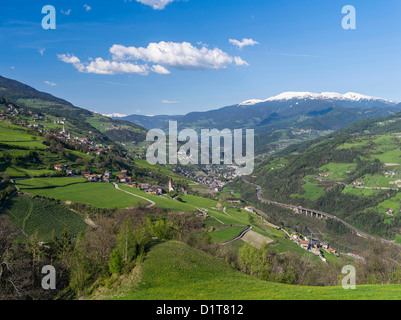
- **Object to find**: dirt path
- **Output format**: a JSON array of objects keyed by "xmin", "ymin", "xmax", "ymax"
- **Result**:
[
  {"xmin": 222, "ymin": 207, "xmax": 230, "ymax": 216},
  {"xmin": 113, "ymin": 183, "xmax": 155, "ymax": 208},
  {"xmin": 221, "ymin": 225, "xmax": 252, "ymax": 245}
]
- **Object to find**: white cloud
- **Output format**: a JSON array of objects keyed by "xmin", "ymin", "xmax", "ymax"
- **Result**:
[
  {"xmin": 10, "ymin": 66, "xmax": 15, "ymax": 70},
  {"xmin": 61, "ymin": 9, "xmax": 72, "ymax": 15},
  {"xmin": 44, "ymin": 81, "xmax": 56, "ymax": 86},
  {"xmin": 151, "ymin": 64, "xmax": 171, "ymax": 74},
  {"xmin": 110, "ymin": 41, "xmax": 248, "ymax": 70},
  {"xmin": 234, "ymin": 56, "xmax": 249, "ymax": 66},
  {"xmin": 58, "ymin": 53, "xmax": 81, "ymax": 65},
  {"xmin": 58, "ymin": 41, "xmax": 248, "ymax": 75},
  {"xmin": 130, "ymin": 0, "xmax": 176, "ymax": 10},
  {"xmin": 39, "ymin": 48, "xmax": 45, "ymax": 56},
  {"xmin": 57, "ymin": 54, "xmax": 149, "ymax": 75},
  {"xmin": 84, "ymin": 4, "xmax": 92, "ymax": 12},
  {"xmin": 84, "ymin": 58, "xmax": 149, "ymax": 75},
  {"xmin": 162, "ymin": 100, "xmax": 180, "ymax": 104},
  {"xmin": 229, "ymin": 38, "xmax": 259, "ymax": 49}
]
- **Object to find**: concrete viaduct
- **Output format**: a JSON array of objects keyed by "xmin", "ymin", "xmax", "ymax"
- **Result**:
[{"xmin": 244, "ymin": 179, "xmax": 401, "ymax": 249}]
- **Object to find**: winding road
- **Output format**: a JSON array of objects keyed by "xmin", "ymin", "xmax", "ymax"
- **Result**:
[{"xmin": 243, "ymin": 179, "xmax": 401, "ymax": 248}]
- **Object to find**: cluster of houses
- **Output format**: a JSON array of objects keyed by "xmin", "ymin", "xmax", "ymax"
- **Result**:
[
  {"xmin": 82, "ymin": 170, "xmax": 115, "ymax": 183},
  {"xmin": 0, "ymin": 104, "xmax": 21, "ymax": 120},
  {"xmin": 176, "ymin": 165, "xmax": 237, "ymax": 192},
  {"xmin": 291, "ymin": 233, "xmax": 338, "ymax": 262},
  {"xmin": 1, "ymin": 104, "xmax": 108, "ymax": 155},
  {"xmin": 54, "ymin": 164, "xmax": 75, "ymax": 176},
  {"xmin": 52, "ymin": 162, "xmax": 184, "ymax": 196},
  {"xmin": 293, "ymin": 128, "xmax": 312, "ymax": 135},
  {"xmin": 57, "ymin": 125, "xmax": 108, "ymax": 154},
  {"xmin": 384, "ymin": 170, "xmax": 397, "ymax": 177},
  {"xmin": 82, "ymin": 169, "xmax": 176, "ymax": 195},
  {"xmin": 127, "ymin": 178, "xmax": 187, "ymax": 195},
  {"xmin": 314, "ymin": 172, "xmax": 329, "ymax": 181}
]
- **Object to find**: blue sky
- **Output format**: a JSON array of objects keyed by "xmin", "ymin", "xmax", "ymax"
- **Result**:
[{"xmin": 1, "ymin": 0, "xmax": 401, "ymax": 115}]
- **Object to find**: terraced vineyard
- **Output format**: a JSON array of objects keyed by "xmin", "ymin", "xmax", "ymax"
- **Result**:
[{"xmin": 3, "ymin": 194, "xmax": 87, "ymax": 241}]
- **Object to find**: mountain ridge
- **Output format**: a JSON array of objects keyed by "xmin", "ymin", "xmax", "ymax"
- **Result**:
[{"xmin": 239, "ymin": 91, "xmax": 399, "ymax": 106}]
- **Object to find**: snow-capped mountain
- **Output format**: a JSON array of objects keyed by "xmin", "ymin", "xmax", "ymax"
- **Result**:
[
  {"xmin": 121, "ymin": 90, "xmax": 401, "ymax": 137},
  {"xmin": 102, "ymin": 113, "xmax": 128, "ymax": 118},
  {"xmin": 239, "ymin": 92, "xmax": 398, "ymax": 106}
]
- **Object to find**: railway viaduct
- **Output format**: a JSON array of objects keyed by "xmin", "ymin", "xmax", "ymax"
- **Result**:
[{"xmin": 244, "ymin": 179, "xmax": 401, "ymax": 248}]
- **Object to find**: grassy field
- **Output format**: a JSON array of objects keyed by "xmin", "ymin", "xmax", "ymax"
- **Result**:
[
  {"xmin": 336, "ymin": 138, "xmax": 370, "ymax": 150},
  {"xmin": 0, "ymin": 122, "xmax": 46, "ymax": 150},
  {"xmin": 291, "ymin": 175, "xmax": 325, "ymax": 201},
  {"xmin": 375, "ymin": 192, "xmax": 401, "ymax": 217},
  {"xmin": 95, "ymin": 241, "xmax": 401, "ymax": 300},
  {"xmin": 360, "ymin": 174, "xmax": 395, "ymax": 188},
  {"xmin": 342, "ymin": 186, "xmax": 381, "ymax": 196},
  {"xmin": 318, "ymin": 162, "xmax": 357, "ymax": 181},
  {"xmin": 209, "ymin": 226, "xmax": 248, "ymax": 243},
  {"xmin": 3, "ymin": 194, "xmax": 87, "ymax": 241},
  {"xmin": 0, "ymin": 121, "xmax": 93, "ymax": 178},
  {"xmin": 16, "ymin": 178, "xmax": 144, "ymax": 208}
]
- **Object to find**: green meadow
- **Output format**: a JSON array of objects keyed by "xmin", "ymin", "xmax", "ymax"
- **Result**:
[
  {"xmin": 0, "ymin": 122, "xmax": 46, "ymax": 150},
  {"xmin": 209, "ymin": 226, "xmax": 248, "ymax": 243},
  {"xmin": 98, "ymin": 241, "xmax": 401, "ymax": 300},
  {"xmin": 342, "ymin": 186, "xmax": 381, "ymax": 197},
  {"xmin": 16, "ymin": 178, "xmax": 143, "ymax": 208},
  {"xmin": 318, "ymin": 162, "xmax": 357, "ymax": 181},
  {"xmin": 291, "ymin": 175, "xmax": 325, "ymax": 201}
]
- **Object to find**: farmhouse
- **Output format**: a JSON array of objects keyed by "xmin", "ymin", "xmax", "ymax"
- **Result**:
[
  {"xmin": 54, "ymin": 164, "xmax": 67, "ymax": 171},
  {"xmin": 327, "ymin": 247, "xmax": 338, "ymax": 255},
  {"xmin": 299, "ymin": 240, "xmax": 310, "ymax": 250},
  {"xmin": 104, "ymin": 171, "xmax": 113, "ymax": 178},
  {"xmin": 321, "ymin": 241, "xmax": 329, "ymax": 249},
  {"xmin": 87, "ymin": 175, "xmax": 99, "ymax": 182},
  {"xmin": 144, "ymin": 186, "xmax": 163, "ymax": 195},
  {"xmin": 386, "ymin": 209, "xmax": 395, "ymax": 215},
  {"xmin": 244, "ymin": 206, "xmax": 255, "ymax": 213}
]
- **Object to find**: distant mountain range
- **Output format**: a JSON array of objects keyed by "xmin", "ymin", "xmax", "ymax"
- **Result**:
[
  {"xmin": 2, "ymin": 73, "xmax": 400, "ymax": 155},
  {"xmin": 118, "ymin": 92, "xmax": 401, "ymax": 134},
  {"xmin": 238, "ymin": 91, "xmax": 398, "ymax": 107}
]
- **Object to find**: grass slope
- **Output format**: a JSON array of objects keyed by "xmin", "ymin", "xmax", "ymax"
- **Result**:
[
  {"xmin": 16, "ymin": 178, "xmax": 143, "ymax": 209},
  {"xmin": 101, "ymin": 241, "xmax": 401, "ymax": 300}
]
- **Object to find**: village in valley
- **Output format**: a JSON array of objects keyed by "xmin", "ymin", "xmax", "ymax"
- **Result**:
[{"xmin": 1, "ymin": 100, "xmax": 352, "ymax": 267}]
